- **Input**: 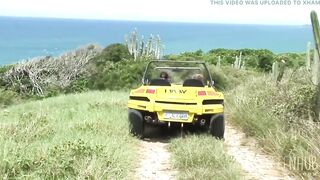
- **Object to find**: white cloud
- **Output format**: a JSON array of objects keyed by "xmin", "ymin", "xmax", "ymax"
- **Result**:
[{"xmin": 0, "ymin": 0, "xmax": 319, "ymax": 25}]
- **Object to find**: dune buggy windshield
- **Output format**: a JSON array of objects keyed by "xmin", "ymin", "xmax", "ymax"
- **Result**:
[{"xmin": 142, "ymin": 61, "xmax": 213, "ymax": 86}]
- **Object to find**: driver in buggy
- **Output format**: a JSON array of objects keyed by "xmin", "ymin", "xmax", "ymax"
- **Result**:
[
  {"xmin": 160, "ymin": 71, "xmax": 169, "ymax": 80},
  {"xmin": 192, "ymin": 73, "xmax": 204, "ymax": 83}
]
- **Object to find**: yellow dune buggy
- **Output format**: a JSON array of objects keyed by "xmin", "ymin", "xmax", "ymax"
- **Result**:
[{"xmin": 128, "ymin": 60, "xmax": 224, "ymax": 139}]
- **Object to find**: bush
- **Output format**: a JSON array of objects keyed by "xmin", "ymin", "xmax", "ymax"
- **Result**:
[
  {"xmin": 165, "ymin": 48, "xmax": 307, "ymax": 72},
  {"xmin": 94, "ymin": 43, "xmax": 132, "ymax": 66},
  {"xmin": 258, "ymin": 54, "xmax": 274, "ymax": 71},
  {"xmin": 64, "ymin": 78, "xmax": 89, "ymax": 94},
  {"xmin": 0, "ymin": 89, "xmax": 20, "ymax": 107},
  {"xmin": 209, "ymin": 66, "xmax": 230, "ymax": 90},
  {"xmin": 209, "ymin": 65, "xmax": 260, "ymax": 90},
  {"xmin": 88, "ymin": 60, "xmax": 147, "ymax": 91},
  {"xmin": 0, "ymin": 65, "xmax": 13, "ymax": 87}
]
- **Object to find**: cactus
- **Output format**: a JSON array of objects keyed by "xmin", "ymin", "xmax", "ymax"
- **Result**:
[
  {"xmin": 148, "ymin": 34, "xmax": 154, "ymax": 57},
  {"xmin": 239, "ymin": 51, "xmax": 242, "ymax": 68},
  {"xmin": 312, "ymin": 49, "xmax": 320, "ymax": 85},
  {"xmin": 272, "ymin": 60, "xmax": 285, "ymax": 82},
  {"xmin": 277, "ymin": 60, "xmax": 286, "ymax": 82},
  {"xmin": 310, "ymin": 10, "xmax": 320, "ymax": 121},
  {"xmin": 311, "ymin": 11, "xmax": 320, "ymax": 85},
  {"xmin": 238, "ymin": 56, "xmax": 242, "ymax": 69},
  {"xmin": 125, "ymin": 30, "xmax": 163, "ymax": 60},
  {"xmin": 306, "ymin": 42, "xmax": 311, "ymax": 71},
  {"xmin": 124, "ymin": 28, "xmax": 138, "ymax": 60},
  {"xmin": 217, "ymin": 56, "xmax": 221, "ymax": 67},
  {"xmin": 234, "ymin": 56, "xmax": 239, "ymax": 69},
  {"xmin": 241, "ymin": 60, "xmax": 246, "ymax": 70},
  {"xmin": 139, "ymin": 35, "xmax": 145, "ymax": 57},
  {"xmin": 131, "ymin": 29, "xmax": 138, "ymax": 60},
  {"xmin": 311, "ymin": 11, "xmax": 320, "ymax": 55},
  {"xmin": 233, "ymin": 51, "xmax": 243, "ymax": 69},
  {"xmin": 272, "ymin": 61, "xmax": 279, "ymax": 80},
  {"xmin": 155, "ymin": 35, "xmax": 162, "ymax": 60}
]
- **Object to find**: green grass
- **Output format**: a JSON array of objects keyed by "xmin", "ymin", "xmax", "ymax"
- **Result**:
[
  {"xmin": 0, "ymin": 90, "xmax": 138, "ymax": 179},
  {"xmin": 209, "ymin": 65, "xmax": 260, "ymax": 91},
  {"xmin": 226, "ymin": 69, "xmax": 320, "ymax": 178},
  {"xmin": 169, "ymin": 135, "xmax": 243, "ymax": 180},
  {"xmin": 0, "ymin": 89, "xmax": 23, "ymax": 108}
]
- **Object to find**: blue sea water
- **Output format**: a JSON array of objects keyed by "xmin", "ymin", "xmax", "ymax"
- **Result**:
[{"xmin": 0, "ymin": 16, "xmax": 314, "ymax": 65}]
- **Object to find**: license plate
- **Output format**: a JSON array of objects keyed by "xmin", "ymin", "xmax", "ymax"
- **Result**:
[{"xmin": 163, "ymin": 111, "xmax": 188, "ymax": 120}]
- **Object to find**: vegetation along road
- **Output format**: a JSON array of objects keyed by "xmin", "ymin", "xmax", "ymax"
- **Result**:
[{"xmin": 0, "ymin": 36, "xmax": 319, "ymax": 178}]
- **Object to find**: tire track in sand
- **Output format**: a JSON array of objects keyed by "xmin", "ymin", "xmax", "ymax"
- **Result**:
[
  {"xmin": 225, "ymin": 123, "xmax": 297, "ymax": 180},
  {"xmin": 135, "ymin": 139, "xmax": 176, "ymax": 180}
]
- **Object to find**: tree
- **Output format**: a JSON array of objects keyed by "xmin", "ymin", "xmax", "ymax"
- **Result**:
[{"xmin": 95, "ymin": 43, "xmax": 132, "ymax": 65}]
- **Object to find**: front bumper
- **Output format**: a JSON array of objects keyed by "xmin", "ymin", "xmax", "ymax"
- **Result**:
[{"xmin": 128, "ymin": 100, "xmax": 224, "ymax": 123}]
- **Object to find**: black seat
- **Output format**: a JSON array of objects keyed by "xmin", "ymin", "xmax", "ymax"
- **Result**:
[
  {"xmin": 183, "ymin": 79, "xmax": 204, "ymax": 87},
  {"xmin": 149, "ymin": 79, "xmax": 171, "ymax": 86}
]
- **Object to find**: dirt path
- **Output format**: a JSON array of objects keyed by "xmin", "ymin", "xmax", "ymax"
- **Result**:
[
  {"xmin": 134, "ymin": 123, "xmax": 296, "ymax": 180},
  {"xmin": 225, "ymin": 123, "xmax": 296, "ymax": 180},
  {"xmin": 135, "ymin": 140, "xmax": 176, "ymax": 180}
]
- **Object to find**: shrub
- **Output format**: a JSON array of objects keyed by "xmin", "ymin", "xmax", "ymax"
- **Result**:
[
  {"xmin": 94, "ymin": 43, "xmax": 132, "ymax": 66},
  {"xmin": 258, "ymin": 54, "xmax": 274, "ymax": 71},
  {"xmin": 164, "ymin": 48, "xmax": 303, "ymax": 72},
  {"xmin": 64, "ymin": 78, "xmax": 89, "ymax": 94},
  {"xmin": 88, "ymin": 60, "xmax": 147, "ymax": 91},
  {"xmin": 0, "ymin": 89, "xmax": 20, "ymax": 107},
  {"xmin": 209, "ymin": 65, "xmax": 260, "ymax": 90}
]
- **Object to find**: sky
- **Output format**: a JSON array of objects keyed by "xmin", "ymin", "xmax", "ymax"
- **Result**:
[{"xmin": 0, "ymin": 0, "xmax": 319, "ymax": 25}]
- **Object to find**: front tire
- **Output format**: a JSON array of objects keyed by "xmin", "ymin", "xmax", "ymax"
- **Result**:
[
  {"xmin": 128, "ymin": 109, "xmax": 144, "ymax": 138},
  {"xmin": 209, "ymin": 114, "xmax": 225, "ymax": 139}
]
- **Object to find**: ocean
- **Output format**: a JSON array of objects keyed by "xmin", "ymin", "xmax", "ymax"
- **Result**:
[{"xmin": 0, "ymin": 16, "xmax": 314, "ymax": 65}]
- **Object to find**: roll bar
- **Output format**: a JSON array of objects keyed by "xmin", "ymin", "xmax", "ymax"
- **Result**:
[{"xmin": 142, "ymin": 60, "xmax": 214, "ymax": 87}]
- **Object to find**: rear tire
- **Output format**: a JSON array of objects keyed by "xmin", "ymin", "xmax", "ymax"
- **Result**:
[
  {"xmin": 209, "ymin": 114, "xmax": 225, "ymax": 139},
  {"xmin": 128, "ymin": 109, "xmax": 144, "ymax": 138}
]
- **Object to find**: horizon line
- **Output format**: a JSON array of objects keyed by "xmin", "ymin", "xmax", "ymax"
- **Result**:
[{"xmin": 0, "ymin": 15, "xmax": 311, "ymax": 27}]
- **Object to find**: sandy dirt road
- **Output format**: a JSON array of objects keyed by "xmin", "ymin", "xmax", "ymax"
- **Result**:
[
  {"xmin": 225, "ymin": 123, "xmax": 296, "ymax": 180},
  {"xmin": 134, "ymin": 124, "xmax": 296, "ymax": 180},
  {"xmin": 135, "ymin": 139, "xmax": 176, "ymax": 180}
]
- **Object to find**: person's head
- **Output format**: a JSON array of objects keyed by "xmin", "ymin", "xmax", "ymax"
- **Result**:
[
  {"xmin": 160, "ymin": 71, "xmax": 169, "ymax": 80},
  {"xmin": 193, "ymin": 73, "xmax": 204, "ymax": 82}
]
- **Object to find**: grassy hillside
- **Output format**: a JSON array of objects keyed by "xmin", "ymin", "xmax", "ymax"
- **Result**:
[
  {"xmin": 226, "ymin": 68, "xmax": 320, "ymax": 178},
  {"xmin": 0, "ymin": 90, "xmax": 138, "ymax": 179},
  {"xmin": 0, "ymin": 43, "xmax": 314, "ymax": 178},
  {"xmin": 0, "ymin": 89, "xmax": 246, "ymax": 179}
]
